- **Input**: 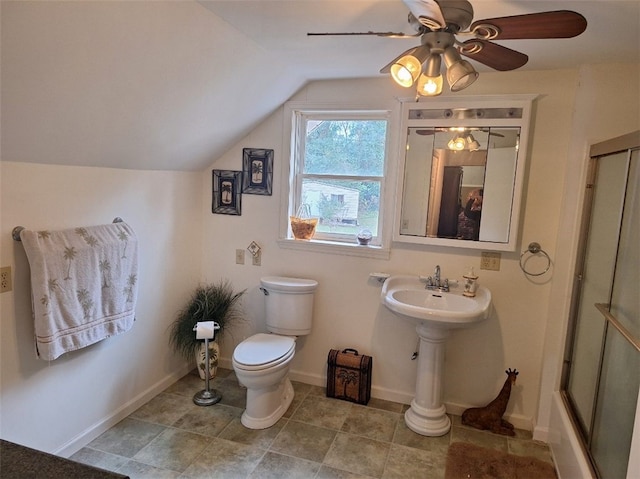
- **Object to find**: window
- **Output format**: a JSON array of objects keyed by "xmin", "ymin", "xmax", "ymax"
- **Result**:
[{"xmin": 282, "ymin": 106, "xmax": 391, "ymax": 254}]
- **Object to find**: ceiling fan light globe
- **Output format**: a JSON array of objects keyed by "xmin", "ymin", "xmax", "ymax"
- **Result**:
[
  {"xmin": 448, "ymin": 136, "xmax": 466, "ymax": 151},
  {"xmin": 390, "ymin": 54, "xmax": 422, "ymax": 87},
  {"xmin": 466, "ymin": 134, "xmax": 481, "ymax": 151},
  {"xmin": 446, "ymin": 60, "xmax": 479, "ymax": 91},
  {"xmin": 417, "ymin": 73, "xmax": 443, "ymax": 96}
]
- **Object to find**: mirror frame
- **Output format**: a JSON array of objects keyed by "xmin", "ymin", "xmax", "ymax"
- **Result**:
[{"xmin": 392, "ymin": 94, "xmax": 537, "ymax": 251}]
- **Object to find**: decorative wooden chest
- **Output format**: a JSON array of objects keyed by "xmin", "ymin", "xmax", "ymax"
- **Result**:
[{"xmin": 326, "ymin": 348, "xmax": 372, "ymax": 405}]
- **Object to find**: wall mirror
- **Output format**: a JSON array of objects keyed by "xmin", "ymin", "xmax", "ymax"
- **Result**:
[{"xmin": 393, "ymin": 95, "xmax": 536, "ymax": 251}]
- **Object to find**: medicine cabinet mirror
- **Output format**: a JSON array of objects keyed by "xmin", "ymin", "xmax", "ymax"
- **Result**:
[{"xmin": 393, "ymin": 95, "xmax": 536, "ymax": 251}]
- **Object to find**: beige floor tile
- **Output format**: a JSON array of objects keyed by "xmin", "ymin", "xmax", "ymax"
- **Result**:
[
  {"xmin": 69, "ymin": 447, "xmax": 130, "ymax": 472},
  {"xmin": 392, "ymin": 419, "xmax": 450, "ymax": 454},
  {"xmin": 172, "ymin": 403, "xmax": 241, "ymax": 437},
  {"xmin": 130, "ymin": 393, "xmax": 196, "ymax": 426},
  {"xmin": 270, "ymin": 419, "xmax": 337, "ymax": 462},
  {"xmin": 164, "ymin": 371, "xmax": 207, "ymax": 398},
  {"xmin": 247, "ymin": 451, "xmax": 321, "ymax": 479},
  {"xmin": 291, "ymin": 395, "xmax": 353, "ymax": 430},
  {"xmin": 382, "ymin": 443, "xmax": 446, "ymax": 479},
  {"xmin": 323, "ymin": 432, "xmax": 390, "ymax": 478},
  {"xmin": 282, "ymin": 381, "xmax": 312, "ymax": 419},
  {"xmin": 133, "ymin": 428, "xmax": 212, "ymax": 472},
  {"xmin": 218, "ymin": 417, "xmax": 285, "ymax": 449},
  {"xmin": 182, "ymin": 437, "xmax": 265, "ymax": 479},
  {"xmin": 118, "ymin": 459, "xmax": 181, "ymax": 478},
  {"xmin": 217, "ymin": 378, "xmax": 248, "ymax": 409},
  {"xmin": 341, "ymin": 405, "xmax": 400, "ymax": 442},
  {"xmin": 316, "ymin": 465, "xmax": 378, "ymax": 479},
  {"xmin": 87, "ymin": 418, "xmax": 166, "ymax": 457}
]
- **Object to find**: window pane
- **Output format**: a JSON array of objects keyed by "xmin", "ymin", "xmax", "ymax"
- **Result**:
[
  {"xmin": 304, "ymin": 120, "xmax": 387, "ymax": 176},
  {"xmin": 300, "ymin": 178, "xmax": 380, "ymax": 236}
]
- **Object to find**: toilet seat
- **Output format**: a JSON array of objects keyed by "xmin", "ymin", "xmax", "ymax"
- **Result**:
[{"xmin": 233, "ymin": 333, "xmax": 295, "ymax": 371}]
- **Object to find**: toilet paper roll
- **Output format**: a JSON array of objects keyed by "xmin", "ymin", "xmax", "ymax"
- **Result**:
[{"xmin": 194, "ymin": 321, "xmax": 220, "ymax": 340}]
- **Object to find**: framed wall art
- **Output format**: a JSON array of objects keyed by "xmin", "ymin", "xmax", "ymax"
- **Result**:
[
  {"xmin": 212, "ymin": 170, "xmax": 242, "ymax": 215},
  {"xmin": 242, "ymin": 148, "xmax": 273, "ymax": 195}
]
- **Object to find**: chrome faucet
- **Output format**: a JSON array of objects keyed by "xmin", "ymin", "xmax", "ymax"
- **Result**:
[{"xmin": 424, "ymin": 265, "xmax": 449, "ymax": 292}]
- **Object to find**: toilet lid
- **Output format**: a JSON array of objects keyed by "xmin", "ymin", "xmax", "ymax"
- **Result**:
[{"xmin": 233, "ymin": 333, "xmax": 295, "ymax": 367}]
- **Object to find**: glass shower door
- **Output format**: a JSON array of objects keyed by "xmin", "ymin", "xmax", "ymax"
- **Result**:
[{"xmin": 563, "ymin": 144, "xmax": 639, "ymax": 478}]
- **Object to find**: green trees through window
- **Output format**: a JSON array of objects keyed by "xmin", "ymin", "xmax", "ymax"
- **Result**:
[{"xmin": 294, "ymin": 116, "xmax": 388, "ymax": 242}]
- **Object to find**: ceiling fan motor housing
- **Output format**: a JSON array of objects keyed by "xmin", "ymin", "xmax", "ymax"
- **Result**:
[{"xmin": 437, "ymin": 0, "xmax": 474, "ymax": 32}]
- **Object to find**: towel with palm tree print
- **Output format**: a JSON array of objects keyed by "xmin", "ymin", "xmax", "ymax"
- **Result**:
[{"xmin": 19, "ymin": 222, "xmax": 138, "ymax": 360}]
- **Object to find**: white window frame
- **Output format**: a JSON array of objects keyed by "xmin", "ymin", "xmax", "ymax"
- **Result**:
[{"xmin": 278, "ymin": 102, "xmax": 397, "ymax": 259}]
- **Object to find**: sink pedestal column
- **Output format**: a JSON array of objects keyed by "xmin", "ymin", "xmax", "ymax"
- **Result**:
[{"xmin": 404, "ymin": 324, "xmax": 451, "ymax": 436}]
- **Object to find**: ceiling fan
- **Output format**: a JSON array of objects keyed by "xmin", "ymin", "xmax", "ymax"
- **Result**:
[
  {"xmin": 308, "ymin": 0, "xmax": 587, "ymax": 97},
  {"xmin": 415, "ymin": 127, "xmax": 505, "ymax": 151}
]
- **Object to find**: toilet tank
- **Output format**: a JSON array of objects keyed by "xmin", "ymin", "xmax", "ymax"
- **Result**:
[{"xmin": 260, "ymin": 276, "xmax": 318, "ymax": 336}]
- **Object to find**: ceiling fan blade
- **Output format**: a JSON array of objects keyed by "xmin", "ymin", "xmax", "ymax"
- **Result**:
[
  {"xmin": 307, "ymin": 31, "xmax": 420, "ymax": 38},
  {"xmin": 471, "ymin": 10, "xmax": 587, "ymax": 40},
  {"xmin": 403, "ymin": 0, "xmax": 446, "ymax": 29},
  {"xmin": 415, "ymin": 129, "xmax": 436, "ymax": 135},
  {"xmin": 459, "ymin": 40, "xmax": 528, "ymax": 71}
]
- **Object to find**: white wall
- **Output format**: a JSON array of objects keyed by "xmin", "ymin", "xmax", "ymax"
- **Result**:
[
  {"xmin": 201, "ymin": 69, "xmax": 581, "ymax": 431},
  {"xmin": 0, "ymin": 162, "xmax": 201, "ymax": 454}
]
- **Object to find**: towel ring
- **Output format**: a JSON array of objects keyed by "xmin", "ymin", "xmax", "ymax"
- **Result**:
[{"xmin": 519, "ymin": 242, "xmax": 551, "ymax": 276}]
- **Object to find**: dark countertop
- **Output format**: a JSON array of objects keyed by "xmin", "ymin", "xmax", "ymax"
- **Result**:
[{"xmin": 0, "ymin": 439, "xmax": 128, "ymax": 478}]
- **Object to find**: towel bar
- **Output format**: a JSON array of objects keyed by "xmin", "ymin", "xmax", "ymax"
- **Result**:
[{"xmin": 12, "ymin": 218, "xmax": 124, "ymax": 242}]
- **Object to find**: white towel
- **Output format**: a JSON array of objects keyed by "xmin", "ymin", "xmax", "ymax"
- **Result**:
[{"xmin": 20, "ymin": 222, "xmax": 138, "ymax": 360}]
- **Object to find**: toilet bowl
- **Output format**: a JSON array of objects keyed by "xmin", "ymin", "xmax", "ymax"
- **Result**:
[
  {"xmin": 232, "ymin": 276, "xmax": 317, "ymax": 429},
  {"xmin": 232, "ymin": 333, "xmax": 296, "ymax": 429}
]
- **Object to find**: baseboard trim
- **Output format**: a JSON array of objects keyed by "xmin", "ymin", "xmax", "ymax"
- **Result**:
[{"xmin": 54, "ymin": 364, "xmax": 192, "ymax": 458}]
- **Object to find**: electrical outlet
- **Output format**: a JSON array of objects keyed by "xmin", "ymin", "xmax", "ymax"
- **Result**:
[
  {"xmin": 235, "ymin": 249, "xmax": 245, "ymax": 265},
  {"xmin": 480, "ymin": 252, "xmax": 501, "ymax": 271},
  {"xmin": 252, "ymin": 250, "xmax": 261, "ymax": 266},
  {"xmin": 1, "ymin": 266, "xmax": 13, "ymax": 293}
]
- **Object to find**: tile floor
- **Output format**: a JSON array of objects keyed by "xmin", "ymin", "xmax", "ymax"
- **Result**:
[{"xmin": 71, "ymin": 368, "xmax": 555, "ymax": 479}]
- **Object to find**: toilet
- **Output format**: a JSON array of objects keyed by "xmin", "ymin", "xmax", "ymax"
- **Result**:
[{"xmin": 232, "ymin": 276, "xmax": 318, "ymax": 429}]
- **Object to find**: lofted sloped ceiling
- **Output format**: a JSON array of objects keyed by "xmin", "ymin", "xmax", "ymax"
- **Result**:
[{"xmin": 1, "ymin": 1, "xmax": 639, "ymax": 171}]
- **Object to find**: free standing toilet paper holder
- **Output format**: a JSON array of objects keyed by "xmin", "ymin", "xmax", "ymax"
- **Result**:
[{"xmin": 192, "ymin": 322, "xmax": 222, "ymax": 406}]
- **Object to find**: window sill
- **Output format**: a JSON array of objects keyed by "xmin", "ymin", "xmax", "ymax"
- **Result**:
[{"xmin": 277, "ymin": 238, "xmax": 390, "ymax": 259}]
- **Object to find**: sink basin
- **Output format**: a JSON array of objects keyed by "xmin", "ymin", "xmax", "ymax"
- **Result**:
[{"xmin": 381, "ymin": 275, "xmax": 492, "ymax": 328}]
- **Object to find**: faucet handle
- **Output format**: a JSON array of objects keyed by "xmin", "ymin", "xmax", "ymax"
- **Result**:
[{"xmin": 419, "ymin": 275, "xmax": 434, "ymax": 287}]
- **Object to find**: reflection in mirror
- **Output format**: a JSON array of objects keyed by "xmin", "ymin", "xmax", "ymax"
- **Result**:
[
  {"xmin": 395, "ymin": 97, "xmax": 535, "ymax": 251},
  {"xmin": 401, "ymin": 127, "xmax": 519, "ymax": 243}
]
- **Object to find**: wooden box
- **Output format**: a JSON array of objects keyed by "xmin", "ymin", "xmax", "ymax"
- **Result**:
[{"xmin": 326, "ymin": 348, "xmax": 372, "ymax": 405}]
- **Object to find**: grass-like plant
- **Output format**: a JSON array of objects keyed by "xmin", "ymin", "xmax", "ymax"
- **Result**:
[{"xmin": 169, "ymin": 280, "xmax": 245, "ymax": 362}]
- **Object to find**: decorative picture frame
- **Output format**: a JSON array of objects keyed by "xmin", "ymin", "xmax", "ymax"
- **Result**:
[
  {"xmin": 242, "ymin": 148, "xmax": 273, "ymax": 195},
  {"xmin": 212, "ymin": 170, "xmax": 242, "ymax": 215}
]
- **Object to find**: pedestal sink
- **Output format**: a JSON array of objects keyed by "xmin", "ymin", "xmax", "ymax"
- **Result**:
[{"xmin": 381, "ymin": 275, "xmax": 492, "ymax": 436}]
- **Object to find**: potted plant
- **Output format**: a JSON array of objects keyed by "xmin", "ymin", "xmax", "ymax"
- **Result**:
[{"xmin": 169, "ymin": 280, "xmax": 245, "ymax": 379}]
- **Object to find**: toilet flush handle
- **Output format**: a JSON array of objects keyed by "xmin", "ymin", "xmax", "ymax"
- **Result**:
[{"xmin": 260, "ymin": 287, "xmax": 269, "ymax": 296}]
